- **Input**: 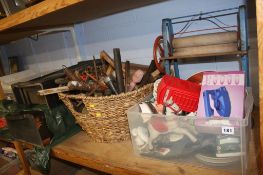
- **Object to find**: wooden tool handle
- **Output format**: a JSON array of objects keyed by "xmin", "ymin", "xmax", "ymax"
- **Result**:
[
  {"xmin": 139, "ymin": 60, "xmax": 157, "ymax": 87},
  {"xmin": 100, "ymin": 50, "xmax": 126, "ymax": 73},
  {"xmin": 113, "ymin": 48, "xmax": 125, "ymax": 93},
  {"xmin": 64, "ymin": 67, "xmax": 82, "ymax": 82},
  {"xmin": 106, "ymin": 66, "xmax": 114, "ymax": 76},
  {"xmin": 38, "ymin": 86, "xmax": 70, "ymax": 96},
  {"xmin": 85, "ymin": 72, "xmax": 107, "ymax": 89},
  {"xmin": 0, "ymin": 81, "xmax": 5, "ymax": 100},
  {"xmin": 39, "ymin": 81, "xmax": 94, "ymax": 96},
  {"xmin": 100, "ymin": 50, "xmax": 115, "ymax": 68},
  {"xmin": 125, "ymin": 61, "xmax": 130, "ymax": 92},
  {"xmin": 151, "ymin": 69, "xmax": 160, "ymax": 80}
]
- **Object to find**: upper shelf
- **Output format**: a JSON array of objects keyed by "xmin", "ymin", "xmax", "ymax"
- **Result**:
[{"xmin": 0, "ymin": 0, "xmax": 163, "ymax": 44}]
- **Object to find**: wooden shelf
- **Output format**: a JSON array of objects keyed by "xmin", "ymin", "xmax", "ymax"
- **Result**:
[
  {"xmin": 51, "ymin": 131, "xmax": 256, "ymax": 175},
  {"xmin": 0, "ymin": 0, "xmax": 163, "ymax": 44}
]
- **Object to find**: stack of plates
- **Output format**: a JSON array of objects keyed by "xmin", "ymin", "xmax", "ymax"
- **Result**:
[{"xmin": 195, "ymin": 153, "xmax": 240, "ymax": 166}]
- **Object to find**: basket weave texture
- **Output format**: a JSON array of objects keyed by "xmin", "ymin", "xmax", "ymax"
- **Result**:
[{"xmin": 58, "ymin": 83, "xmax": 153, "ymax": 143}]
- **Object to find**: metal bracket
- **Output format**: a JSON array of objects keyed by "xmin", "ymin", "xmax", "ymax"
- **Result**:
[{"xmin": 30, "ymin": 26, "xmax": 82, "ymax": 63}]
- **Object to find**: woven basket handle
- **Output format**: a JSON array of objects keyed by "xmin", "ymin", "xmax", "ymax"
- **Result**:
[{"xmin": 59, "ymin": 93, "xmax": 86, "ymax": 116}]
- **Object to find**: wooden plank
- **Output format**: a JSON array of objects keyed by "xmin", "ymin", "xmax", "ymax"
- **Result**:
[
  {"xmin": 256, "ymin": 0, "xmax": 263, "ymax": 174},
  {"xmin": 100, "ymin": 51, "xmax": 115, "ymax": 69},
  {"xmin": 51, "ymin": 131, "xmax": 240, "ymax": 175},
  {"xmin": 100, "ymin": 50, "xmax": 126, "ymax": 73},
  {"xmin": 173, "ymin": 43, "xmax": 238, "ymax": 58},
  {"xmin": 249, "ymin": 107, "xmax": 260, "ymax": 175},
  {"xmin": 17, "ymin": 168, "xmax": 42, "ymax": 175},
  {"xmin": 0, "ymin": 0, "xmax": 163, "ymax": 44},
  {"xmin": 161, "ymin": 51, "xmax": 246, "ymax": 60},
  {"xmin": 172, "ymin": 32, "xmax": 238, "ymax": 49},
  {"xmin": 38, "ymin": 86, "xmax": 70, "ymax": 96},
  {"xmin": 13, "ymin": 141, "xmax": 31, "ymax": 175},
  {"xmin": 0, "ymin": 81, "xmax": 5, "ymax": 100},
  {"xmin": 0, "ymin": 0, "xmax": 82, "ymax": 32}
]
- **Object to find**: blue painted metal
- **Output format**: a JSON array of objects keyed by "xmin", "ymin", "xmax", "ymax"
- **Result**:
[
  {"xmin": 241, "ymin": 55, "xmax": 249, "ymax": 86},
  {"xmin": 174, "ymin": 60, "xmax": 179, "ymax": 77},
  {"xmin": 162, "ymin": 19, "xmax": 171, "ymax": 75},
  {"xmin": 162, "ymin": 18, "xmax": 179, "ymax": 77},
  {"xmin": 238, "ymin": 5, "xmax": 250, "ymax": 86}
]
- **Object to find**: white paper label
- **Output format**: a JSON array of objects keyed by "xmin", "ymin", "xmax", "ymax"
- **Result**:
[{"xmin": 222, "ymin": 126, "xmax": 234, "ymax": 135}]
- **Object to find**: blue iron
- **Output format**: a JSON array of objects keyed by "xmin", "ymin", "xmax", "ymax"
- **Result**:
[{"xmin": 203, "ymin": 86, "xmax": 231, "ymax": 117}]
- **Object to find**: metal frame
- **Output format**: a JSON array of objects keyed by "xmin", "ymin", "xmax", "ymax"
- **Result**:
[
  {"xmin": 238, "ymin": 5, "xmax": 250, "ymax": 86},
  {"xmin": 162, "ymin": 5, "xmax": 250, "ymax": 86},
  {"xmin": 30, "ymin": 26, "xmax": 82, "ymax": 62}
]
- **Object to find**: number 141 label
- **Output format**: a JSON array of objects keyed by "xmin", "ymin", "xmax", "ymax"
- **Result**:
[{"xmin": 222, "ymin": 126, "xmax": 234, "ymax": 135}]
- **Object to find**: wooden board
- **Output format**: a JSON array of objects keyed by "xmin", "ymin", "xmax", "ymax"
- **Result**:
[
  {"xmin": 161, "ymin": 51, "xmax": 246, "ymax": 60},
  {"xmin": 52, "ymin": 131, "xmax": 242, "ymax": 175},
  {"xmin": 0, "ymin": 81, "xmax": 5, "ymax": 100},
  {"xmin": 13, "ymin": 141, "xmax": 31, "ymax": 175},
  {"xmin": 173, "ymin": 43, "xmax": 238, "ymax": 58},
  {"xmin": 17, "ymin": 168, "xmax": 42, "ymax": 175},
  {"xmin": 0, "ymin": 0, "xmax": 163, "ymax": 44},
  {"xmin": 38, "ymin": 86, "xmax": 70, "ymax": 96},
  {"xmin": 256, "ymin": 0, "xmax": 263, "ymax": 173},
  {"xmin": 0, "ymin": 0, "xmax": 82, "ymax": 32},
  {"xmin": 172, "ymin": 32, "xmax": 238, "ymax": 49}
]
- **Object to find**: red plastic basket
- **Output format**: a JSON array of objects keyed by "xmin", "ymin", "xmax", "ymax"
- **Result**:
[{"xmin": 157, "ymin": 75, "xmax": 201, "ymax": 112}]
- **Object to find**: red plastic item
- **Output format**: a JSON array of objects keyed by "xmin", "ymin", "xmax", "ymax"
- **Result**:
[
  {"xmin": 150, "ymin": 117, "xmax": 168, "ymax": 132},
  {"xmin": 153, "ymin": 35, "xmax": 165, "ymax": 73},
  {"xmin": 157, "ymin": 75, "xmax": 201, "ymax": 112},
  {"xmin": 0, "ymin": 118, "xmax": 7, "ymax": 128}
]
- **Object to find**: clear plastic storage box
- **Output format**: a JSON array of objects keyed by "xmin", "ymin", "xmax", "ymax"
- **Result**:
[{"xmin": 127, "ymin": 89, "xmax": 253, "ymax": 175}]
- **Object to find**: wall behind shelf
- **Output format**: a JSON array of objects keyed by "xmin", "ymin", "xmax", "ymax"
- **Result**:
[{"xmin": 1, "ymin": 31, "xmax": 78, "ymax": 74}]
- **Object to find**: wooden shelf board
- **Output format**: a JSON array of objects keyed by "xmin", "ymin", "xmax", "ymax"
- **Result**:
[
  {"xmin": 0, "ymin": 0, "xmax": 82, "ymax": 32},
  {"xmin": 51, "ymin": 131, "xmax": 241, "ymax": 175},
  {"xmin": 0, "ymin": 0, "xmax": 163, "ymax": 44},
  {"xmin": 256, "ymin": 0, "xmax": 263, "ymax": 174},
  {"xmin": 161, "ymin": 51, "xmax": 247, "ymax": 60}
]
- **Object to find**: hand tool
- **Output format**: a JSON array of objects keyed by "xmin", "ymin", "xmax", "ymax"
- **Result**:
[
  {"xmin": 103, "ymin": 76, "xmax": 118, "ymax": 95},
  {"xmin": 113, "ymin": 48, "xmax": 125, "ymax": 93},
  {"xmin": 125, "ymin": 61, "xmax": 130, "ymax": 92}
]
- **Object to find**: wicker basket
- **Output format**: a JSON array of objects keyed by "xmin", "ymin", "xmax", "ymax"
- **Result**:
[{"xmin": 58, "ymin": 83, "xmax": 153, "ymax": 143}]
